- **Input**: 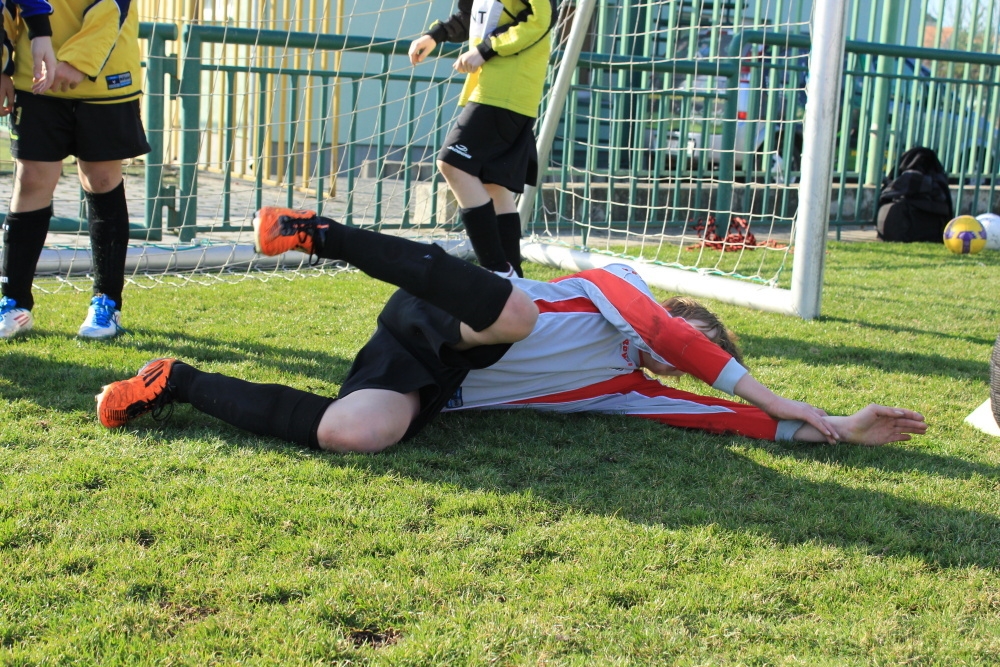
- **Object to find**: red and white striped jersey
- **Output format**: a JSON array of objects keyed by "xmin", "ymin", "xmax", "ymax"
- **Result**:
[{"xmin": 444, "ymin": 264, "xmax": 798, "ymax": 441}]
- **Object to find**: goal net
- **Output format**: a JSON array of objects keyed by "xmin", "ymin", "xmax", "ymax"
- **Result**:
[
  {"xmin": 521, "ymin": 0, "xmax": 841, "ymax": 318},
  {"xmin": 4, "ymin": 0, "xmax": 842, "ymax": 318}
]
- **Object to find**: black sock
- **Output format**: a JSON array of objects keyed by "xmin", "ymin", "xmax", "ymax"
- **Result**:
[
  {"xmin": 1, "ymin": 206, "xmax": 52, "ymax": 310},
  {"xmin": 460, "ymin": 200, "xmax": 509, "ymax": 272},
  {"xmin": 317, "ymin": 220, "xmax": 512, "ymax": 332},
  {"xmin": 170, "ymin": 362, "xmax": 334, "ymax": 449},
  {"xmin": 86, "ymin": 181, "xmax": 130, "ymax": 310},
  {"xmin": 496, "ymin": 212, "xmax": 524, "ymax": 277}
]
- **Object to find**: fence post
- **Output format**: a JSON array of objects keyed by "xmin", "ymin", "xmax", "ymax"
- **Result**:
[
  {"xmin": 178, "ymin": 25, "xmax": 203, "ymax": 243},
  {"xmin": 865, "ymin": 0, "xmax": 902, "ymax": 186},
  {"xmin": 141, "ymin": 22, "xmax": 177, "ymax": 242}
]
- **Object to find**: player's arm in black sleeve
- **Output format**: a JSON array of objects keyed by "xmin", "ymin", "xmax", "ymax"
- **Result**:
[{"xmin": 425, "ymin": 0, "xmax": 472, "ymax": 44}]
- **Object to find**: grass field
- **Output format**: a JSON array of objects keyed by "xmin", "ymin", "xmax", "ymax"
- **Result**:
[{"xmin": 2, "ymin": 241, "xmax": 1000, "ymax": 665}]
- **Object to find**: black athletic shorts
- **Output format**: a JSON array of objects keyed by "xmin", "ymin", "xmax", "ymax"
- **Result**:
[
  {"xmin": 339, "ymin": 289, "xmax": 511, "ymax": 441},
  {"xmin": 9, "ymin": 91, "xmax": 150, "ymax": 162},
  {"xmin": 438, "ymin": 102, "xmax": 538, "ymax": 193}
]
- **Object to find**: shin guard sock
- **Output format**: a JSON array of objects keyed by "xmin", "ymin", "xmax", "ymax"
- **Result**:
[
  {"xmin": 1, "ymin": 206, "xmax": 52, "ymax": 310},
  {"xmin": 459, "ymin": 200, "xmax": 509, "ymax": 272},
  {"xmin": 170, "ymin": 362, "xmax": 334, "ymax": 449},
  {"xmin": 317, "ymin": 221, "xmax": 512, "ymax": 331},
  {"xmin": 496, "ymin": 212, "xmax": 524, "ymax": 277},
  {"xmin": 86, "ymin": 181, "xmax": 130, "ymax": 309}
]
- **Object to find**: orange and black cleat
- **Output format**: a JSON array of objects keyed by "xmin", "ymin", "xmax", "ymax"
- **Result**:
[
  {"xmin": 96, "ymin": 358, "xmax": 177, "ymax": 428},
  {"xmin": 252, "ymin": 207, "xmax": 330, "ymax": 257}
]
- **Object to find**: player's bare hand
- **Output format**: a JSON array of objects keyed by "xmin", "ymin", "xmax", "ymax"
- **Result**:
[
  {"xmin": 838, "ymin": 404, "xmax": 927, "ymax": 447},
  {"xmin": 51, "ymin": 61, "xmax": 86, "ymax": 93},
  {"xmin": 453, "ymin": 48, "xmax": 485, "ymax": 74},
  {"xmin": 29, "ymin": 36, "xmax": 56, "ymax": 94},
  {"xmin": 0, "ymin": 74, "xmax": 14, "ymax": 116},
  {"xmin": 408, "ymin": 35, "xmax": 437, "ymax": 65}
]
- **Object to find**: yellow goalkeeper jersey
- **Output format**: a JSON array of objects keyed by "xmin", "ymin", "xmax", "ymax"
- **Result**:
[
  {"xmin": 4, "ymin": 0, "xmax": 141, "ymax": 103},
  {"xmin": 427, "ymin": 0, "xmax": 556, "ymax": 118}
]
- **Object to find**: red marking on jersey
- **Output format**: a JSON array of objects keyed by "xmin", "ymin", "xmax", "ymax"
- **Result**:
[
  {"xmin": 535, "ymin": 296, "xmax": 600, "ymax": 314},
  {"xmin": 505, "ymin": 372, "xmax": 779, "ymax": 440},
  {"xmin": 620, "ymin": 339, "xmax": 631, "ymax": 364}
]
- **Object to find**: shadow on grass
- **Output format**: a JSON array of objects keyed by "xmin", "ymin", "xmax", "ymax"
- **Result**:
[
  {"xmin": 819, "ymin": 316, "xmax": 999, "ymax": 348},
  {"xmin": 364, "ymin": 410, "xmax": 1000, "ymax": 571},
  {"xmin": 121, "ymin": 327, "xmax": 356, "ymax": 383},
  {"xmin": 740, "ymin": 333, "xmax": 990, "ymax": 382}
]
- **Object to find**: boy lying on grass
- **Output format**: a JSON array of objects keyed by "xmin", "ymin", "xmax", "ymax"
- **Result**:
[{"xmin": 97, "ymin": 207, "xmax": 927, "ymax": 452}]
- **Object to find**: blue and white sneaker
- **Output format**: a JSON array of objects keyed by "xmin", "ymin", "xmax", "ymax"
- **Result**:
[
  {"xmin": 0, "ymin": 296, "xmax": 33, "ymax": 339},
  {"xmin": 78, "ymin": 295, "xmax": 124, "ymax": 339}
]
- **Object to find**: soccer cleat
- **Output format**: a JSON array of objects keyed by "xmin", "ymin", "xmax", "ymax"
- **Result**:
[
  {"xmin": 0, "ymin": 296, "xmax": 33, "ymax": 339},
  {"xmin": 253, "ymin": 206, "xmax": 329, "ymax": 257},
  {"xmin": 78, "ymin": 294, "xmax": 124, "ymax": 339},
  {"xmin": 96, "ymin": 358, "xmax": 177, "ymax": 428}
]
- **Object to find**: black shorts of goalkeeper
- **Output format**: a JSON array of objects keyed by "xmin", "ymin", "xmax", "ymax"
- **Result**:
[{"xmin": 437, "ymin": 101, "xmax": 538, "ymax": 194}]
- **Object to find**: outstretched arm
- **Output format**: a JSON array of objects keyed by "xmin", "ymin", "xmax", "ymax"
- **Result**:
[
  {"xmin": 792, "ymin": 404, "xmax": 927, "ymax": 446},
  {"xmin": 733, "ymin": 374, "xmax": 927, "ymax": 446}
]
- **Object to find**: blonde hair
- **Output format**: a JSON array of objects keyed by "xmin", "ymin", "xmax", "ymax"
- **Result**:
[{"xmin": 660, "ymin": 296, "xmax": 745, "ymax": 367}]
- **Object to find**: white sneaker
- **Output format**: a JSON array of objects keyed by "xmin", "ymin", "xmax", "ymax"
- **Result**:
[
  {"xmin": 0, "ymin": 296, "xmax": 33, "ymax": 339},
  {"xmin": 493, "ymin": 263, "xmax": 517, "ymax": 279},
  {"xmin": 78, "ymin": 295, "xmax": 124, "ymax": 339}
]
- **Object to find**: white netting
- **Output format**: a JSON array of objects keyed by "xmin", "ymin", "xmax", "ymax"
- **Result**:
[{"xmin": 525, "ymin": 0, "xmax": 810, "ymax": 290}]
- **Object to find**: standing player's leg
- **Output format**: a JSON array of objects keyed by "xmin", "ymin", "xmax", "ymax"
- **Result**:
[
  {"xmin": 437, "ymin": 161, "xmax": 510, "ymax": 273},
  {"xmin": 436, "ymin": 102, "xmax": 537, "ymax": 274},
  {"xmin": 1, "ymin": 92, "xmax": 78, "ymax": 338},
  {"xmin": 0, "ymin": 158, "xmax": 61, "ymax": 338},
  {"xmin": 484, "ymin": 182, "xmax": 523, "ymax": 277},
  {"xmin": 74, "ymin": 99, "xmax": 149, "ymax": 339},
  {"xmin": 76, "ymin": 159, "xmax": 128, "ymax": 339}
]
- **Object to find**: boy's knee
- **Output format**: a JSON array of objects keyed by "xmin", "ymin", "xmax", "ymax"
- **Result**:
[
  {"xmin": 314, "ymin": 396, "xmax": 413, "ymax": 454},
  {"xmin": 12, "ymin": 161, "xmax": 60, "ymax": 202},
  {"xmin": 496, "ymin": 288, "xmax": 538, "ymax": 342}
]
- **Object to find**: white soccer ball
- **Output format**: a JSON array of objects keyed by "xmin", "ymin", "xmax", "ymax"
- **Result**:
[{"xmin": 975, "ymin": 212, "xmax": 1000, "ymax": 250}]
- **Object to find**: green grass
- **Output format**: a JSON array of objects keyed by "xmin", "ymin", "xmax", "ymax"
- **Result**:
[{"xmin": 2, "ymin": 243, "xmax": 1000, "ymax": 665}]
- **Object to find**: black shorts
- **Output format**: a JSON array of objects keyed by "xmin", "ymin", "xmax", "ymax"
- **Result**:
[
  {"xmin": 9, "ymin": 91, "xmax": 150, "ymax": 162},
  {"xmin": 339, "ymin": 289, "xmax": 511, "ymax": 441},
  {"xmin": 438, "ymin": 102, "xmax": 538, "ymax": 193}
]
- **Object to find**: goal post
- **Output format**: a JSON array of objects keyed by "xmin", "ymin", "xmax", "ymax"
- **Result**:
[{"xmin": 789, "ymin": 0, "xmax": 848, "ymax": 319}]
